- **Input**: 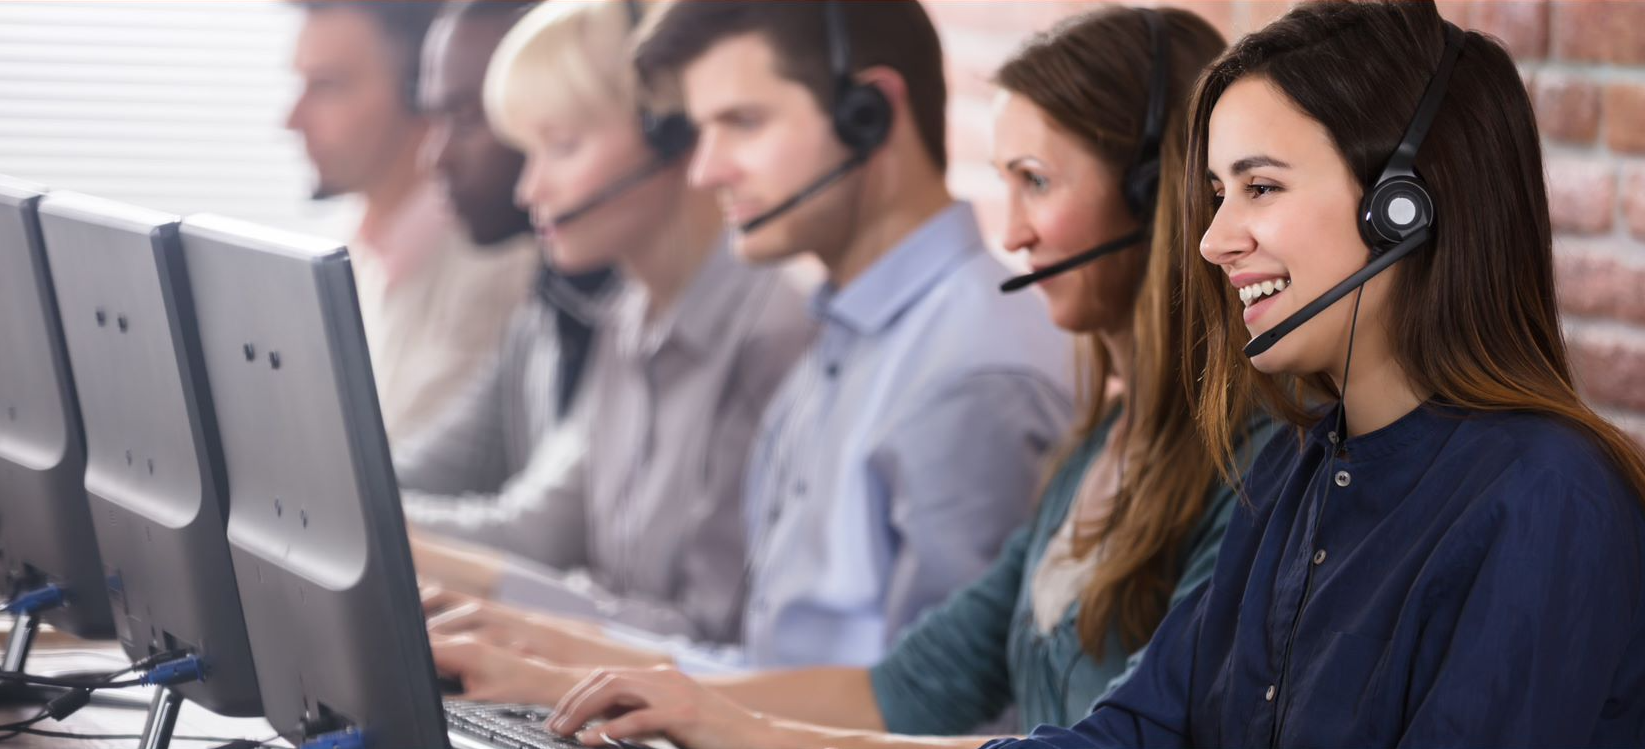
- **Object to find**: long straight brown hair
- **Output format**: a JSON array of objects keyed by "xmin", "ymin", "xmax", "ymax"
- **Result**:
[
  {"xmin": 995, "ymin": 7, "xmax": 1229, "ymax": 658},
  {"xmin": 1180, "ymin": 1, "xmax": 1645, "ymax": 501}
]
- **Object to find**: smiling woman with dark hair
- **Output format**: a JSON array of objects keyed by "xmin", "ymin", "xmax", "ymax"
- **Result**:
[{"xmin": 978, "ymin": 1, "xmax": 1645, "ymax": 747}]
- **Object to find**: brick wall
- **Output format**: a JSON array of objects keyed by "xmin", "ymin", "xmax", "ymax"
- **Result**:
[{"xmin": 931, "ymin": 0, "xmax": 1645, "ymax": 441}]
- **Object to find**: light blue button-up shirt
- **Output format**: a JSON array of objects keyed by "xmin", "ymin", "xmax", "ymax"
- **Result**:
[{"xmin": 733, "ymin": 201, "xmax": 1075, "ymax": 668}]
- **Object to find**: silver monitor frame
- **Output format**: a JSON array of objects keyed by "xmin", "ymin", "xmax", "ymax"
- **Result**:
[
  {"xmin": 0, "ymin": 177, "xmax": 115, "ymax": 653},
  {"xmin": 36, "ymin": 191, "xmax": 262, "ymax": 721},
  {"xmin": 181, "ymin": 214, "xmax": 449, "ymax": 748}
]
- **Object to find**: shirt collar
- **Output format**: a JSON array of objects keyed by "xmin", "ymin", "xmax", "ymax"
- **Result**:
[
  {"xmin": 811, "ymin": 201, "xmax": 985, "ymax": 335},
  {"xmin": 1306, "ymin": 398, "xmax": 1468, "ymax": 462},
  {"xmin": 619, "ymin": 232, "xmax": 744, "ymax": 360},
  {"xmin": 350, "ymin": 180, "xmax": 448, "ymax": 288}
]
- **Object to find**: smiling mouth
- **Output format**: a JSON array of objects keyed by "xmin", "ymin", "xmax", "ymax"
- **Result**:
[{"xmin": 1238, "ymin": 277, "xmax": 1290, "ymax": 308}]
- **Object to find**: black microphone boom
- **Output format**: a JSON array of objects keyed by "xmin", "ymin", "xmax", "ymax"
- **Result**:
[
  {"xmin": 1241, "ymin": 227, "xmax": 1428, "ymax": 358},
  {"xmin": 738, "ymin": 154, "xmax": 867, "ymax": 235},
  {"xmin": 548, "ymin": 156, "xmax": 678, "ymax": 228},
  {"xmin": 998, "ymin": 227, "xmax": 1149, "ymax": 293}
]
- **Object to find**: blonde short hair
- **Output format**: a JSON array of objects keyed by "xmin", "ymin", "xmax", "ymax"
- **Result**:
[{"xmin": 484, "ymin": 0, "xmax": 643, "ymax": 148}]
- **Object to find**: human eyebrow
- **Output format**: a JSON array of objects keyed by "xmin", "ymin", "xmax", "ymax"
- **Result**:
[{"xmin": 1228, "ymin": 154, "xmax": 1291, "ymax": 176}]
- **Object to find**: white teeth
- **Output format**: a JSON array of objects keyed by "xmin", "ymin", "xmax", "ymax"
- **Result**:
[{"xmin": 1236, "ymin": 277, "xmax": 1290, "ymax": 307}]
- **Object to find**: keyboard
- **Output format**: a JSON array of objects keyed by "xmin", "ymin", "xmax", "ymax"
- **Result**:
[{"xmin": 444, "ymin": 700, "xmax": 648, "ymax": 749}]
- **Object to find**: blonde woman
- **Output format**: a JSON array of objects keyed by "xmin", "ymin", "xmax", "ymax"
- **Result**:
[{"xmin": 408, "ymin": 0, "xmax": 815, "ymax": 648}]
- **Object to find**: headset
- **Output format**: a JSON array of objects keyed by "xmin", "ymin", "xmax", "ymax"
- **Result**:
[
  {"xmin": 543, "ymin": 0, "xmax": 700, "ymax": 228},
  {"xmin": 1001, "ymin": 8, "xmax": 1170, "ymax": 293},
  {"xmin": 1242, "ymin": 22, "xmax": 1465, "ymax": 358},
  {"xmin": 736, "ymin": 0, "xmax": 895, "ymax": 234}
]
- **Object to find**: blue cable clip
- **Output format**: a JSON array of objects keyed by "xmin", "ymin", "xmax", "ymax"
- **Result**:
[
  {"xmin": 300, "ymin": 727, "xmax": 365, "ymax": 749},
  {"xmin": 140, "ymin": 655, "xmax": 206, "ymax": 686},
  {"xmin": 2, "ymin": 584, "xmax": 65, "ymax": 615}
]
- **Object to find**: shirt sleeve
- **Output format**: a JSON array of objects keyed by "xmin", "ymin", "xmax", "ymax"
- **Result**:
[
  {"xmin": 871, "ymin": 370, "xmax": 1070, "ymax": 650},
  {"xmin": 983, "ymin": 575, "xmax": 1209, "ymax": 749},
  {"xmin": 393, "ymin": 343, "xmax": 511, "ymax": 496},
  {"xmin": 1395, "ymin": 464, "xmax": 1644, "ymax": 746},
  {"xmin": 870, "ymin": 524, "xmax": 1033, "ymax": 735},
  {"xmin": 1094, "ymin": 480, "xmax": 1239, "ymax": 706},
  {"xmin": 401, "ymin": 415, "xmax": 589, "ymax": 571},
  {"xmin": 490, "ymin": 276, "xmax": 814, "ymax": 644}
]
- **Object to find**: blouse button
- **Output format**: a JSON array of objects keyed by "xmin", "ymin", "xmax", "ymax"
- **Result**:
[
  {"xmin": 1313, "ymin": 549, "xmax": 1327, "ymax": 565},
  {"xmin": 1334, "ymin": 470, "xmax": 1351, "ymax": 487},
  {"xmin": 1265, "ymin": 684, "xmax": 1277, "ymax": 702}
]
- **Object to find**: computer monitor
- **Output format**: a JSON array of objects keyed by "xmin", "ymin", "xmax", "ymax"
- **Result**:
[
  {"xmin": 0, "ymin": 177, "xmax": 115, "ymax": 661},
  {"xmin": 34, "ymin": 192, "xmax": 262, "ymax": 724},
  {"xmin": 179, "ymin": 215, "xmax": 450, "ymax": 747}
]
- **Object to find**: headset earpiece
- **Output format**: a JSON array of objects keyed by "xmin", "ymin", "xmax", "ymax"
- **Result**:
[
  {"xmin": 1121, "ymin": 156, "xmax": 1161, "ymax": 221},
  {"xmin": 1358, "ymin": 175, "xmax": 1434, "ymax": 254},
  {"xmin": 642, "ymin": 110, "xmax": 698, "ymax": 164},
  {"xmin": 1120, "ymin": 8, "xmax": 1169, "ymax": 221},
  {"xmin": 825, "ymin": 0, "xmax": 893, "ymax": 158},
  {"xmin": 1354, "ymin": 22, "xmax": 1463, "ymax": 258},
  {"xmin": 833, "ymin": 79, "xmax": 893, "ymax": 157},
  {"xmin": 627, "ymin": 0, "xmax": 698, "ymax": 161}
]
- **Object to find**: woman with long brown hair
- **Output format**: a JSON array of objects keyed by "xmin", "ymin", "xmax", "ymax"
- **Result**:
[
  {"xmin": 429, "ymin": 7, "xmax": 1275, "ymax": 747},
  {"xmin": 975, "ymin": 1, "xmax": 1645, "ymax": 747}
]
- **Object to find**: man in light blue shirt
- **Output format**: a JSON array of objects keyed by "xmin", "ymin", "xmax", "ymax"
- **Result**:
[{"xmin": 634, "ymin": 0, "xmax": 1074, "ymax": 668}]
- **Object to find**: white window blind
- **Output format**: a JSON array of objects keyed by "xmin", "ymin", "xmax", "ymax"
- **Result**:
[{"xmin": 0, "ymin": 1, "xmax": 357, "ymax": 239}]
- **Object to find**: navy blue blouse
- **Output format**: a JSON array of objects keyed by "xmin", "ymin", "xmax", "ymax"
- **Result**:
[{"xmin": 983, "ymin": 403, "xmax": 1645, "ymax": 748}]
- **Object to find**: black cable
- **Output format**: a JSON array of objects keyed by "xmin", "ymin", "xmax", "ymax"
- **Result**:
[
  {"xmin": 0, "ymin": 648, "xmax": 199, "ymax": 744},
  {"xmin": 0, "ymin": 647, "xmax": 189, "ymax": 691},
  {"xmin": 0, "ymin": 708, "xmax": 53, "ymax": 742},
  {"xmin": 0, "ymin": 671, "xmax": 146, "ymax": 689},
  {"xmin": 15, "ymin": 727, "xmax": 283, "ymax": 746}
]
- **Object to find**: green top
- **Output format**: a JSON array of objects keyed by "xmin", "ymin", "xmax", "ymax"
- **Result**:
[{"xmin": 868, "ymin": 414, "xmax": 1279, "ymax": 734}]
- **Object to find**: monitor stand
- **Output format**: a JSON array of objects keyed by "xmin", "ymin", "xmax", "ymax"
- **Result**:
[
  {"xmin": 1, "ymin": 607, "xmax": 40, "ymax": 675},
  {"xmin": 139, "ymin": 684, "xmax": 185, "ymax": 749}
]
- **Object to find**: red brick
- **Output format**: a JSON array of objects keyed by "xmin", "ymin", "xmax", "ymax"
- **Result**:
[
  {"xmin": 926, "ymin": 1, "xmax": 1086, "ymax": 38},
  {"xmin": 1625, "ymin": 164, "xmax": 1645, "ymax": 241},
  {"xmin": 1623, "ymin": 419, "xmax": 1645, "ymax": 450},
  {"xmin": 1546, "ymin": 158, "xmax": 1617, "ymax": 234},
  {"xmin": 1435, "ymin": 0, "xmax": 1472, "ymax": 28},
  {"xmin": 1569, "ymin": 328, "xmax": 1645, "ymax": 412},
  {"xmin": 946, "ymin": 96, "xmax": 995, "ymax": 168},
  {"xmin": 1174, "ymin": 1, "xmax": 1237, "ymax": 41},
  {"xmin": 948, "ymin": 163, "xmax": 1007, "ymax": 237},
  {"xmin": 1556, "ymin": 246, "xmax": 1645, "ymax": 327},
  {"xmin": 945, "ymin": 57, "xmax": 996, "ymax": 103},
  {"xmin": 1534, "ymin": 73, "xmax": 1601, "ymax": 143},
  {"xmin": 1470, "ymin": 0, "xmax": 1549, "ymax": 60},
  {"xmin": 1552, "ymin": 1, "xmax": 1645, "ymax": 64},
  {"xmin": 1605, "ymin": 83, "xmax": 1645, "ymax": 154},
  {"xmin": 1242, "ymin": 1, "xmax": 1296, "ymax": 34}
]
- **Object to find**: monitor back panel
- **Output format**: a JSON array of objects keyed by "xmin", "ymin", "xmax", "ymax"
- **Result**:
[
  {"xmin": 37, "ymin": 192, "xmax": 260, "ymax": 716},
  {"xmin": 182, "ymin": 215, "xmax": 448, "ymax": 747},
  {"xmin": 0, "ymin": 177, "xmax": 114, "ymax": 638}
]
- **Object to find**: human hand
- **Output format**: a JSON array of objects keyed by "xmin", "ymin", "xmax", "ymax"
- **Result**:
[
  {"xmin": 410, "ymin": 533, "xmax": 503, "ymax": 598},
  {"xmin": 549, "ymin": 666, "xmax": 778, "ymax": 749},
  {"xmin": 426, "ymin": 594, "xmax": 670, "ymax": 669},
  {"xmin": 429, "ymin": 633, "xmax": 588, "ymax": 705}
]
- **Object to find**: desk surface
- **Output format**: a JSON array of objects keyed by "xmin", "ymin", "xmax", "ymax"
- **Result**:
[
  {"xmin": 0, "ymin": 700, "xmax": 283, "ymax": 748},
  {"xmin": 4, "ymin": 643, "xmax": 674, "ymax": 749},
  {"xmin": 3, "ymin": 644, "xmax": 283, "ymax": 748}
]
